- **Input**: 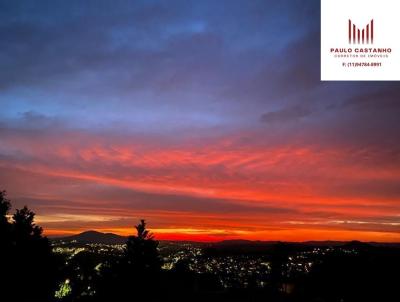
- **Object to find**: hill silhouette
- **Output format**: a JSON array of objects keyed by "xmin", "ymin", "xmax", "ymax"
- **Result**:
[
  {"xmin": 54, "ymin": 231, "xmax": 400, "ymax": 248},
  {"xmin": 57, "ymin": 230, "xmax": 127, "ymax": 244}
]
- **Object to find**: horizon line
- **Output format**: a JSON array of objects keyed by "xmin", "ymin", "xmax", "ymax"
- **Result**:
[{"xmin": 48, "ymin": 229, "xmax": 400, "ymax": 244}]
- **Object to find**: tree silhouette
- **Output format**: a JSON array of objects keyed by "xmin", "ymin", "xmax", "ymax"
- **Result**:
[
  {"xmin": 95, "ymin": 219, "xmax": 163, "ymax": 301},
  {"xmin": 13, "ymin": 206, "xmax": 46, "ymax": 243},
  {"xmin": 0, "ymin": 190, "xmax": 11, "ymax": 246},
  {"xmin": 126, "ymin": 219, "xmax": 162, "ymax": 272},
  {"xmin": 0, "ymin": 191, "xmax": 13, "ymax": 299},
  {"xmin": 0, "ymin": 190, "xmax": 11, "ymax": 223},
  {"xmin": 0, "ymin": 190, "xmax": 61, "ymax": 302}
]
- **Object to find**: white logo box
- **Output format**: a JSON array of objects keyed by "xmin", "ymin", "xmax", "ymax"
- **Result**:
[{"xmin": 321, "ymin": 0, "xmax": 400, "ymax": 81}]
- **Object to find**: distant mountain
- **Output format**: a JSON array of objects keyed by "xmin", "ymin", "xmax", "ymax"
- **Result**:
[
  {"xmin": 214, "ymin": 239, "xmax": 278, "ymax": 247},
  {"xmin": 57, "ymin": 230, "xmax": 127, "ymax": 244},
  {"xmin": 216, "ymin": 240, "xmax": 348, "ymax": 247},
  {"xmin": 302, "ymin": 241, "xmax": 348, "ymax": 247},
  {"xmin": 53, "ymin": 231, "xmax": 400, "ymax": 248},
  {"xmin": 215, "ymin": 240, "xmax": 400, "ymax": 249}
]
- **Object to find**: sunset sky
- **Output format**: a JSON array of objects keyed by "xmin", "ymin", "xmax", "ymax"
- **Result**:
[{"xmin": 1, "ymin": 0, "xmax": 399, "ymax": 242}]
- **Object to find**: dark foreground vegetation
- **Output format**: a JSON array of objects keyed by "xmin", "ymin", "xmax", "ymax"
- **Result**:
[{"xmin": 1, "ymin": 190, "xmax": 399, "ymax": 302}]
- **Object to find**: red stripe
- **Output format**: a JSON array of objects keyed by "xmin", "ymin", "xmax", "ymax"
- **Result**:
[
  {"xmin": 371, "ymin": 19, "xmax": 374, "ymax": 44},
  {"xmin": 349, "ymin": 20, "xmax": 352, "ymax": 43}
]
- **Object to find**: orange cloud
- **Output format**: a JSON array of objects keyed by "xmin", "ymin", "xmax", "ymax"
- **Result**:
[{"xmin": 1, "ymin": 130, "xmax": 399, "ymax": 242}]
